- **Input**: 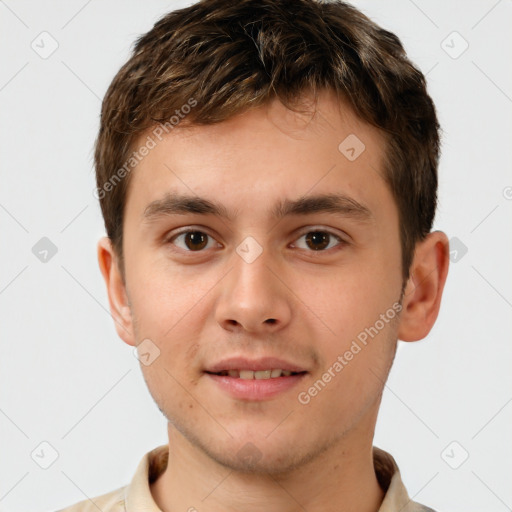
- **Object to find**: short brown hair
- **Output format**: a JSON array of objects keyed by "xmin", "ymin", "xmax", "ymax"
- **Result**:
[{"xmin": 95, "ymin": 0, "xmax": 440, "ymax": 282}]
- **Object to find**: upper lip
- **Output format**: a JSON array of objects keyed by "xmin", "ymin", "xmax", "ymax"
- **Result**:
[{"xmin": 205, "ymin": 357, "xmax": 309, "ymax": 373}]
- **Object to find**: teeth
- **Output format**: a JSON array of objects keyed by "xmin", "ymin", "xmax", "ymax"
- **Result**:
[
  {"xmin": 254, "ymin": 370, "xmax": 272, "ymax": 379},
  {"xmin": 219, "ymin": 369, "xmax": 298, "ymax": 379}
]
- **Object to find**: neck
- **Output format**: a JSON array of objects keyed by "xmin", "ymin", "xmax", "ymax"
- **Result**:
[{"xmin": 151, "ymin": 415, "xmax": 385, "ymax": 512}]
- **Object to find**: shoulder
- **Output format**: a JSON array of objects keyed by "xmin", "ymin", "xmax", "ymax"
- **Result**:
[
  {"xmin": 55, "ymin": 485, "xmax": 127, "ymax": 512},
  {"xmin": 415, "ymin": 505, "xmax": 437, "ymax": 512},
  {"xmin": 402, "ymin": 499, "xmax": 438, "ymax": 511}
]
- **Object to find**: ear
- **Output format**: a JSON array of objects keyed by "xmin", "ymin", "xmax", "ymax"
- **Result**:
[
  {"xmin": 397, "ymin": 231, "xmax": 450, "ymax": 342},
  {"xmin": 97, "ymin": 236, "xmax": 136, "ymax": 347}
]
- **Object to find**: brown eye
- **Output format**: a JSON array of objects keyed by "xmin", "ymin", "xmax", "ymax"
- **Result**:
[
  {"xmin": 294, "ymin": 230, "xmax": 343, "ymax": 252},
  {"xmin": 305, "ymin": 232, "xmax": 330, "ymax": 251},
  {"xmin": 184, "ymin": 231, "xmax": 208, "ymax": 251},
  {"xmin": 170, "ymin": 230, "xmax": 216, "ymax": 251}
]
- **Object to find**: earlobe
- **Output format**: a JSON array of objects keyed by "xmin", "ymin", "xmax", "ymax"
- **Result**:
[
  {"xmin": 97, "ymin": 237, "xmax": 136, "ymax": 346},
  {"xmin": 397, "ymin": 231, "xmax": 450, "ymax": 342}
]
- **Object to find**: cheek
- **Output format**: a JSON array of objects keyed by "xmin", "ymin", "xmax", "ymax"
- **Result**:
[
  {"xmin": 127, "ymin": 255, "xmax": 212, "ymax": 341},
  {"xmin": 308, "ymin": 263, "xmax": 395, "ymax": 337},
  {"xmin": 139, "ymin": 358, "xmax": 205, "ymax": 425},
  {"xmin": 300, "ymin": 315, "xmax": 398, "ymax": 427},
  {"xmin": 305, "ymin": 262, "xmax": 400, "ymax": 384}
]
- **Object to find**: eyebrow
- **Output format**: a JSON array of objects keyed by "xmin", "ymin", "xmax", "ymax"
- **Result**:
[{"xmin": 142, "ymin": 192, "xmax": 373, "ymax": 224}]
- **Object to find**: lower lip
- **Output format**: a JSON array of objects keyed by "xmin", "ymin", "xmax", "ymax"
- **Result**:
[{"xmin": 205, "ymin": 373, "xmax": 307, "ymax": 400}]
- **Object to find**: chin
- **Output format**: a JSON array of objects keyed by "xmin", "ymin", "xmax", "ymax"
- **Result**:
[
  {"xmin": 202, "ymin": 426, "xmax": 323, "ymax": 476},
  {"xmin": 212, "ymin": 442, "xmax": 311, "ymax": 475}
]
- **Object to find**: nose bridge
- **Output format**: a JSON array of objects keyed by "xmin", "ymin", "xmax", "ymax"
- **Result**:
[{"xmin": 215, "ymin": 241, "xmax": 292, "ymax": 332}]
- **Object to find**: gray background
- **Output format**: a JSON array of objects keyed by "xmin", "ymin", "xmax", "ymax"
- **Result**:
[{"xmin": 0, "ymin": 1, "xmax": 511, "ymax": 511}]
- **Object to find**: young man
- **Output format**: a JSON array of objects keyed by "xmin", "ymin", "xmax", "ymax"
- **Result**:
[{"xmin": 59, "ymin": 0, "xmax": 449, "ymax": 511}]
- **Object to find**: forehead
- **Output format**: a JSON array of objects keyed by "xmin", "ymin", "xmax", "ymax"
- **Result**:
[{"xmin": 123, "ymin": 90, "xmax": 395, "ymax": 228}]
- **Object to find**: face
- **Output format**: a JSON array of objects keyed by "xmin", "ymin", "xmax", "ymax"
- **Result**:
[{"xmin": 110, "ymin": 90, "xmax": 407, "ymax": 473}]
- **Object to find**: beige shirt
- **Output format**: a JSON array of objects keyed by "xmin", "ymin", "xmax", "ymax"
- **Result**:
[{"xmin": 56, "ymin": 444, "xmax": 436, "ymax": 512}]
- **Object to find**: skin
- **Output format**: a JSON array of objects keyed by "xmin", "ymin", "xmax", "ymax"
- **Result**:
[{"xmin": 98, "ymin": 89, "xmax": 449, "ymax": 512}]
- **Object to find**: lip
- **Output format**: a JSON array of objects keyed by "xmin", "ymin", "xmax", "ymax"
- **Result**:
[
  {"xmin": 205, "ymin": 372, "xmax": 307, "ymax": 400},
  {"xmin": 204, "ymin": 356, "xmax": 308, "ymax": 373},
  {"xmin": 204, "ymin": 356, "xmax": 309, "ymax": 401}
]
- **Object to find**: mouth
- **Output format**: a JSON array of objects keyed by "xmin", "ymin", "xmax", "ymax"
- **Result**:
[
  {"xmin": 203, "ymin": 357, "xmax": 309, "ymax": 400},
  {"xmin": 205, "ymin": 369, "xmax": 306, "ymax": 379}
]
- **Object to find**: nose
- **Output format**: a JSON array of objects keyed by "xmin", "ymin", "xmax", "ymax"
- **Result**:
[{"xmin": 215, "ymin": 248, "xmax": 292, "ymax": 334}]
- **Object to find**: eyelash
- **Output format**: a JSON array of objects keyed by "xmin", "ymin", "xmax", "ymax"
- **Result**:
[{"xmin": 165, "ymin": 227, "xmax": 347, "ymax": 254}]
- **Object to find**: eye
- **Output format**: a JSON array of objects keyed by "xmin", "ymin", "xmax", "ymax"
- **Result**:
[
  {"xmin": 292, "ymin": 229, "xmax": 345, "ymax": 252},
  {"xmin": 166, "ymin": 228, "xmax": 346, "ymax": 253},
  {"xmin": 168, "ymin": 230, "xmax": 219, "ymax": 252}
]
